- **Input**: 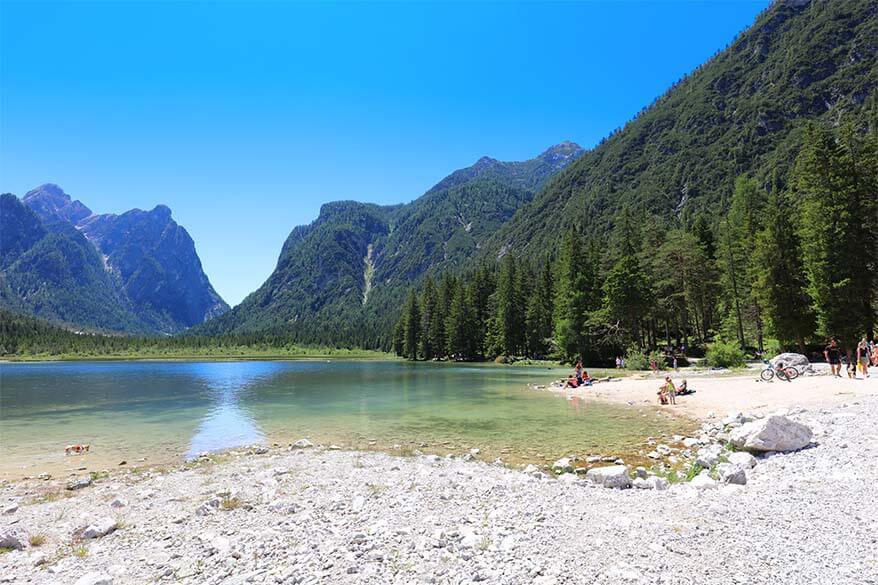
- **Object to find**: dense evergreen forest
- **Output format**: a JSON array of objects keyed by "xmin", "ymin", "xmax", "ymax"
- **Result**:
[
  {"xmin": 0, "ymin": 310, "xmax": 386, "ymax": 359},
  {"xmin": 392, "ymin": 122, "xmax": 878, "ymax": 364}
]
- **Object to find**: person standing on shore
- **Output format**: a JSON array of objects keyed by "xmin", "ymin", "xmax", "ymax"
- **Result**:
[
  {"xmin": 857, "ymin": 338, "xmax": 870, "ymax": 378},
  {"xmin": 824, "ymin": 338, "xmax": 843, "ymax": 378},
  {"xmin": 665, "ymin": 376, "xmax": 677, "ymax": 404}
]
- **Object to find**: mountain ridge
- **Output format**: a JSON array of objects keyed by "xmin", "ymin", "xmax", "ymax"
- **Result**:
[
  {"xmin": 1, "ymin": 185, "xmax": 229, "ymax": 333},
  {"xmin": 195, "ymin": 142, "xmax": 584, "ymax": 344}
]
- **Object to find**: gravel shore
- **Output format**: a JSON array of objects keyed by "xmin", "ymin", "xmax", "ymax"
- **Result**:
[{"xmin": 2, "ymin": 395, "xmax": 876, "ymax": 585}]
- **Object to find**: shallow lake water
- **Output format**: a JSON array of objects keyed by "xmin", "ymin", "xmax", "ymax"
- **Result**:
[{"xmin": 0, "ymin": 360, "xmax": 688, "ymax": 477}]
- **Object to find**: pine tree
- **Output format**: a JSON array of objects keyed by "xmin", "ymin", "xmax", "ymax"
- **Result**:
[
  {"xmin": 402, "ymin": 290, "xmax": 421, "ymax": 359},
  {"xmin": 525, "ymin": 262, "xmax": 554, "ymax": 357},
  {"xmin": 795, "ymin": 122, "xmax": 877, "ymax": 347},
  {"xmin": 552, "ymin": 230, "xmax": 599, "ymax": 362},
  {"xmin": 602, "ymin": 254, "xmax": 652, "ymax": 349},
  {"xmin": 392, "ymin": 316, "xmax": 405, "ymax": 356},
  {"xmin": 753, "ymin": 189, "xmax": 815, "ymax": 351},
  {"xmin": 446, "ymin": 281, "xmax": 479, "ymax": 360},
  {"xmin": 489, "ymin": 254, "xmax": 524, "ymax": 357},
  {"xmin": 419, "ymin": 277, "xmax": 440, "ymax": 359},
  {"xmin": 717, "ymin": 176, "xmax": 767, "ymax": 349}
]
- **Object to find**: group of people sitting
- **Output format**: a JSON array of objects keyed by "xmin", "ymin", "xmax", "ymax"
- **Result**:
[
  {"xmin": 657, "ymin": 376, "xmax": 694, "ymax": 405},
  {"xmin": 565, "ymin": 361, "xmax": 592, "ymax": 388}
]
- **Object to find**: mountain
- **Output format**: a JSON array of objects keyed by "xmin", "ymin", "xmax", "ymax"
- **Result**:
[
  {"xmin": 483, "ymin": 0, "xmax": 878, "ymax": 259},
  {"xmin": 0, "ymin": 194, "xmax": 150, "ymax": 332},
  {"xmin": 1, "ymin": 185, "xmax": 228, "ymax": 333},
  {"xmin": 196, "ymin": 142, "xmax": 584, "ymax": 345},
  {"xmin": 201, "ymin": 0, "xmax": 877, "ymax": 351}
]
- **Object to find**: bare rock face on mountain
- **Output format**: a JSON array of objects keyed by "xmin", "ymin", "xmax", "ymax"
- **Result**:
[
  {"xmin": 1, "ymin": 185, "xmax": 228, "ymax": 333},
  {"xmin": 77, "ymin": 204, "xmax": 229, "ymax": 330},
  {"xmin": 22, "ymin": 183, "xmax": 93, "ymax": 225}
]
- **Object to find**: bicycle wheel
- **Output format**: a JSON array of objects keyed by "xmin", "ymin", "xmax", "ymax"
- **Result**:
[
  {"xmin": 776, "ymin": 368, "xmax": 789, "ymax": 382},
  {"xmin": 785, "ymin": 367, "xmax": 799, "ymax": 380},
  {"xmin": 760, "ymin": 368, "xmax": 774, "ymax": 381}
]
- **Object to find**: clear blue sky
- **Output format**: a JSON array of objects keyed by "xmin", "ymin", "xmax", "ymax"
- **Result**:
[{"xmin": 1, "ymin": 0, "xmax": 768, "ymax": 306}]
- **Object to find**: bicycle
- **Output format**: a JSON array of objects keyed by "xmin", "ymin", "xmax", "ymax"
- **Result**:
[{"xmin": 760, "ymin": 360, "xmax": 798, "ymax": 382}]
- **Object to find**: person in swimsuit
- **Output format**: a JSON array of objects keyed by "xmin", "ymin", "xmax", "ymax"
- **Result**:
[{"xmin": 824, "ymin": 338, "xmax": 842, "ymax": 378}]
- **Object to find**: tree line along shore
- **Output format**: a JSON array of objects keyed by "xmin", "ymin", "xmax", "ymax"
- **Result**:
[{"xmin": 392, "ymin": 122, "xmax": 877, "ymax": 367}]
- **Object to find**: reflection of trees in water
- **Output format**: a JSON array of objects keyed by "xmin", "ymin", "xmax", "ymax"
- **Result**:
[{"xmin": 186, "ymin": 362, "xmax": 282, "ymax": 458}]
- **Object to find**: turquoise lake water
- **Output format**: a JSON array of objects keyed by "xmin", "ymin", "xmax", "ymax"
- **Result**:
[{"xmin": 0, "ymin": 360, "xmax": 684, "ymax": 476}]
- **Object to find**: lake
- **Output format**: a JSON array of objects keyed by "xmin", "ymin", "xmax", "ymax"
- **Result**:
[{"xmin": 0, "ymin": 360, "xmax": 686, "ymax": 478}]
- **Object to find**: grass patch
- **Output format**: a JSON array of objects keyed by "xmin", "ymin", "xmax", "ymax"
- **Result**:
[
  {"xmin": 663, "ymin": 463, "xmax": 704, "ymax": 484},
  {"xmin": 0, "ymin": 547, "xmax": 14, "ymax": 554},
  {"xmin": 28, "ymin": 533, "xmax": 47, "ymax": 547},
  {"xmin": 220, "ymin": 496, "xmax": 242, "ymax": 511},
  {"xmin": 72, "ymin": 545, "xmax": 88, "ymax": 558}
]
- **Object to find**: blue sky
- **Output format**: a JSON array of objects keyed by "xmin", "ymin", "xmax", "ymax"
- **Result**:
[{"xmin": 1, "ymin": 0, "xmax": 768, "ymax": 306}]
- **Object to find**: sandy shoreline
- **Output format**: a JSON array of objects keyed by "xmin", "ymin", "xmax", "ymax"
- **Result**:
[{"xmin": 543, "ymin": 366, "xmax": 878, "ymax": 418}]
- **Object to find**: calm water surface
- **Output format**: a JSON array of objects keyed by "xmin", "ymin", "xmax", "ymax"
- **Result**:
[{"xmin": 0, "ymin": 361, "xmax": 685, "ymax": 476}]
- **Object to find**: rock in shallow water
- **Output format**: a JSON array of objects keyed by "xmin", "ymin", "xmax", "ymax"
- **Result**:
[{"xmin": 729, "ymin": 416, "xmax": 813, "ymax": 452}]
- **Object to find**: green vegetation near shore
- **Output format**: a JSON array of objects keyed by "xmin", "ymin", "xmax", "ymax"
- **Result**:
[{"xmin": 393, "ymin": 121, "xmax": 877, "ymax": 365}]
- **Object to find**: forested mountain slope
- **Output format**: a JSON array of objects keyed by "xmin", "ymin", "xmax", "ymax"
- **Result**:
[
  {"xmin": 0, "ymin": 185, "xmax": 228, "ymax": 333},
  {"xmin": 485, "ymin": 0, "xmax": 878, "ymax": 260},
  {"xmin": 197, "ymin": 143, "xmax": 583, "ymax": 345}
]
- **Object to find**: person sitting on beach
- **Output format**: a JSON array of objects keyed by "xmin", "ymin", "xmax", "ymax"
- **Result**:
[
  {"xmin": 657, "ymin": 385, "xmax": 669, "ymax": 405},
  {"xmin": 582, "ymin": 371, "xmax": 593, "ymax": 386},
  {"xmin": 565, "ymin": 375, "xmax": 580, "ymax": 388},
  {"xmin": 677, "ymin": 379, "xmax": 694, "ymax": 395}
]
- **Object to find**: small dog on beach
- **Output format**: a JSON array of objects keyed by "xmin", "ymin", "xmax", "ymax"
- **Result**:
[{"xmin": 65, "ymin": 444, "xmax": 90, "ymax": 456}]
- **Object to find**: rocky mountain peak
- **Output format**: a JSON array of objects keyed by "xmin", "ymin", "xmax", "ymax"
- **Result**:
[
  {"xmin": 22, "ymin": 183, "xmax": 93, "ymax": 225},
  {"xmin": 538, "ymin": 141, "xmax": 584, "ymax": 164}
]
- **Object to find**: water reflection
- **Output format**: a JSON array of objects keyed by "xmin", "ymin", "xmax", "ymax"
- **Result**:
[{"xmin": 185, "ymin": 362, "xmax": 281, "ymax": 457}]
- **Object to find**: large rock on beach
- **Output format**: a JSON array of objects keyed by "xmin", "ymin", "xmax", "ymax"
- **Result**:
[
  {"xmin": 66, "ymin": 475, "xmax": 93, "ymax": 490},
  {"xmin": 727, "ymin": 451, "xmax": 757, "ymax": 469},
  {"xmin": 0, "ymin": 528, "xmax": 25, "ymax": 550},
  {"xmin": 695, "ymin": 444, "xmax": 723, "ymax": 468},
  {"xmin": 769, "ymin": 352, "xmax": 810, "ymax": 370},
  {"xmin": 585, "ymin": 465, "xmax": 631, "ymax": 489},
  {"xmin": 716, "ymin": 463, "xmax": 747, "ymax": 485},
  {"xmin": 81, "ymin": 517, "xmax": 118, "ymax": 539},
  {"xmin": 690, "ymin": 470, "xmax": 717, "ymax": 489},
  {"xmin": 552, "ymin": 458, "xmax": 573, "ymax": 474},
  {"xmin": 729, "ymin": 415, "xmax": 813, "ymax": 452},
  {"xmin": 74, "ymin": 572, "xmax": 113, "ymax": 585}
]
